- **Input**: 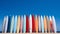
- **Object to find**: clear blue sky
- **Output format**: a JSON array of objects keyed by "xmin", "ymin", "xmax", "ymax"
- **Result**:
[{"xmin": 0, "ymin": 0, "xmax": 60, "ymax": 31}]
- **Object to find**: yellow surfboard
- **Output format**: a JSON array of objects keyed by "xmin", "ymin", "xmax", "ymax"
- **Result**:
[{"xmin": 16, "ymin": 16, "xmax": 20, "ymax": 33}]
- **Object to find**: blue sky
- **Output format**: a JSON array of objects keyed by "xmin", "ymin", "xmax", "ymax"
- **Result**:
[{"xmin": 0, "ymin": 0, "xmax": 60, "ymax": 31}]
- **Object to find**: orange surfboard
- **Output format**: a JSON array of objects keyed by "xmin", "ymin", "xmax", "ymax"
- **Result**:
[
  {"xmin": 35, "ymin": 15, "xmax": 38, "ymax": 33},
  {"xmin": 44, "ymin": 16, "xmax": 47, "ymax": 33}
]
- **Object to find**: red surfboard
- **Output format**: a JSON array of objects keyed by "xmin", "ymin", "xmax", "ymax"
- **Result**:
[
  {"xmin": 32, "ymin": 15, "xmax": 35, "ymax": 32},
  {"xmin": 49, "ymin": 16, "xmax": 54, "ymax": 33},
  {"xmin": 50, "ymin": 20, "xmax": 54, "ymax": 32},
  {"xmin": 26, "ymin": 16, "xmax": 29, "ymax": 32}
]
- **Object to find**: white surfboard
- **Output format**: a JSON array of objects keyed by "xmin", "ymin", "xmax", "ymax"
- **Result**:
[
  {"xmin": 23, "ymin": 15, "xmax": 26, "ymax": 33},
  {"xmin": 29, "ymin": 14, "xmax": 32, "ymax": 33},
  {"xmin": 10, "ymin": 16, "xmax": 14, "ymax": 33},
  {"xmin": 14, "ymin": 16, "xmax": 17, "ymax": 33},
  {"xmin": 38, "ymin": 16, "xmax": 41, "ymax": 32},
  {"xmin": 2, "ymin": 16, "xmax": 8, "ymax": 33},
  {"xmin": 52, "ymin": 16, "xmax": 57, "ymax": 33},
  {"xmin": 41, "ymin": 15, "xmax": 44, "ymax": 33},
  {"xmin": 20, "ymin": 15, "xmax": 23, "ymax": 33}
]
